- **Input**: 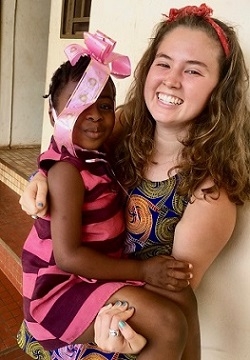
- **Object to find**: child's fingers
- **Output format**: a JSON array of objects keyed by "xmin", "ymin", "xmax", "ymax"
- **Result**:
[
  {"xmin": 167, "ymin": 268, "xmax": 193, "ymax": 280},
  {"xmin": 160, "ymin": 255, "xmax": 193, "ymax": 270}
]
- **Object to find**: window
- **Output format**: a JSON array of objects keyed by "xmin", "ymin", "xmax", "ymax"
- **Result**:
[{"xmin": 61, "ymin": 0, "xmax": 92, "ymax": 39}]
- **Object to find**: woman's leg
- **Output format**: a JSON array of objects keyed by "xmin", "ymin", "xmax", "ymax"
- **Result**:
[{"xmin": 76, "ymin": 285, "xmax": 188, "ymax": 360}]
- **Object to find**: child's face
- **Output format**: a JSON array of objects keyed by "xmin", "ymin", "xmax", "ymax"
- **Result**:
[
  {"xmin": 144, "ymin": 26, "xmax": 221, "ymax": 134},
  {"xmin": 57, "ymin": 80, "xmax": 115, "ymax": 150}
]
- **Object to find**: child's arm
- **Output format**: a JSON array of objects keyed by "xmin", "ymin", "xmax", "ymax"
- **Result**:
[
  {"xmin": 172, "ymin": 180, "xmax": 237, "ymax": 289},
  {"xmin": 49, "ymin": 161, "xmax": 193, "ymax": 286}
]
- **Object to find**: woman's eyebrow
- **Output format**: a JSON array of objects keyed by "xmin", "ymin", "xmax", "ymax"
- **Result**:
[
  {"xmin": 155, "ymin": 53, "xmax": 172, "ymax": 61},
  {"xmin": 185, "ymin": 60, "xmax": 208, "ymax": 69},
  {"xmin": 155, "ymin": 53, "xmax": 208, "ymax": 68}
]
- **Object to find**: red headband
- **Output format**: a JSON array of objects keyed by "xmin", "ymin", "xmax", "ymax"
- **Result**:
[{"xmin": 164, "ymin": 3, "xmax": 230, "ymax": 57}]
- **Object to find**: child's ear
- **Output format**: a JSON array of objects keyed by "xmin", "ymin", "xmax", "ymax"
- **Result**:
[{"xmin": 48, "ymin": 108, "xmax": 55, "ymax": 127}]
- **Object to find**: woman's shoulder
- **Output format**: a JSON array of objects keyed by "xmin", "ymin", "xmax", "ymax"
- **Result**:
[
  {"xmin": 188, "ymin": 177, "xmax": 236, "ymax": 216},
  {"xmin": 191, "ymin": 177, "xmax": 216, "ymax": 200}
]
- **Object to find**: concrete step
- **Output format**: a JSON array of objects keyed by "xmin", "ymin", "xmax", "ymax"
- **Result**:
[
  {"xmin": 0, "ymin": 148, "xmax": 39, "ymax": 293},
  {"xmin": 0, "ymin": 148, "xmax": 39, "ymax": 358}
]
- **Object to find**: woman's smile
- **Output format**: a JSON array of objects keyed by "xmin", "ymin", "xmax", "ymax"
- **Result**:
[{"xmin": 157, "ymin": 92, "xmax": 183, "ymax": 106}]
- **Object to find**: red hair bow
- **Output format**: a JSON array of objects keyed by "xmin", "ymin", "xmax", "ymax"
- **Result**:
[
  {"xmin": 164, "ymin": 3, "xmax": 230, "ymax": 57},
  {"xmin": 166, "ymin": 3, "xmax": 213, "ymax": 22}
]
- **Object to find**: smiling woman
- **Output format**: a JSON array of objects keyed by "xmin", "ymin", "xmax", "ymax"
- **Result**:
[{"xmin": 144, "ymin": 27, "xmax": 221, "ymax": 127}]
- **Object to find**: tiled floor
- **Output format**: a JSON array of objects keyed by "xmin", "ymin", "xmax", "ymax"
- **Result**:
[
  {"xmin": 0, "ymin": 181, "xmax": 34, "ymax": 293},
  {"xmin": 0, "ymin": 269, "xmax": 31, "ymax": 359},
  {"xmin": 0, "ymin": 181, "xmax": 34, "ymax": 257},
  {"xmin": 0, "ymin": 148, "xmax": 39, "ymax": 359},
  {"xmin": 0, "ymin": 148, "xmax": 40, "ymax": 180},
  {"xmin": 0, "ymin": 148, "xmax": 40, "ymax": 196}
]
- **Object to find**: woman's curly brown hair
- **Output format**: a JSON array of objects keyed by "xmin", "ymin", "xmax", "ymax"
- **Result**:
[{"xmin": 113, "ymin": 14, "xmax": 250, "ymax": 205}]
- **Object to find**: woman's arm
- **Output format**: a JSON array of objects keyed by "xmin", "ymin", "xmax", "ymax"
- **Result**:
[
  {"xmin": 19, "ymin": 171, "xmax": 48, "ymax": 216},
  {"xmin": 173, "ymin": 184, "xmax": 237, "ymax": 289}
]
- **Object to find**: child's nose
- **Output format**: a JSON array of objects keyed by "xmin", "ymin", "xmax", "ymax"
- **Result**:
[
  {"xmin": 87, "ymin": 115, "xmax": 101, "ymax": 122},
  {"xmin": 86, "ymin": 106, "xmax": 102, "ymax": 122}
]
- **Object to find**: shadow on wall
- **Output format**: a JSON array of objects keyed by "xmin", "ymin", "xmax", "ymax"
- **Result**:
[{"xmin": 196, "ymin": 202, "xmax": 250, "ymax": 360}]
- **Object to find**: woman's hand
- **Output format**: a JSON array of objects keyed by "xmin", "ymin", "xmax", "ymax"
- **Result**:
[
  {"xmin": 141, "ymin": 255, "xmax": 193, "ymax": 291},
  {"xmin": 19, "ymin": 172, "xmax": 48, "ymax": 217},
  {"xmin": 94, "ymin": 302, "xmax": 147, "ymax": 354}
]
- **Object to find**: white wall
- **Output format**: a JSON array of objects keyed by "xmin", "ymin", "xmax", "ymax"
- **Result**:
[
  {"xmin": 0, "ymin": 0, "xmax": 50, "ymax": 147},
  {"xmin": 0, "ymin": 0, "xmax": 15, "ymax": 146},
  {"xmin": 42, "ymin": 2, "xmax": 250, "ymax": 358},
  {"xmin": 196, "ymin": 203, "xmax": 250, "ymax": 359}
]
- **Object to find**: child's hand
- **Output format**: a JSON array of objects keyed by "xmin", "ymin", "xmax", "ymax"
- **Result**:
[
  {"xmin": 19, "ymin": 172, "xmax": 48, "ymax": 217},
  {"xmin": 141, "ymin": 255, "xmax": 193, "ymax": 291},
  {"xmin": 94, "ymin": 302, "xmax": 147, "ymax": 354}
]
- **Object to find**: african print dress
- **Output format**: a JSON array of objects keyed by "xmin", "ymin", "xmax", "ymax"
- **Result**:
[{"xmin": 124, "ymin": 176, "xmax": 188, "ymax": 259}]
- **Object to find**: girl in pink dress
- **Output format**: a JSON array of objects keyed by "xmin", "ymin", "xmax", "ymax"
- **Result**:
[{"xmin": 21, "ymin": 31, "xmax": 195, "ymax": 360}]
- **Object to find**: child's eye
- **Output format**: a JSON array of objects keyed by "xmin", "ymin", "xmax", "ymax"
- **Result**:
[{"xmin": 99, "ymin": 103, "xmax": 114, "ymax": 111}]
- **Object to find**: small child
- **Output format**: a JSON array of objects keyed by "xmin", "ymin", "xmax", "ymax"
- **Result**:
[
  {"xmin": 21, "ymin": 31, "xmax": 142, "ymax": 350},
  {"xmin": 21, "ymin": 30, "xmax": 194, "ymax": 359}
]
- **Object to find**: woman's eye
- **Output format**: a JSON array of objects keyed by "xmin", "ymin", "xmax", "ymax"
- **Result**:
[
  {"xmin": 185, "ymin": 69, "xmax": 201, "ymax": 75},
  {"xmin": 156, "ymin": 62, "xmax": 170, "ymax": 68}
]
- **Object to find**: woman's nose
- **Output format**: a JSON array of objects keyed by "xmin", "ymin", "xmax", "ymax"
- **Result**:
[{"xmin": 162, "ymin": 71, "xmax": 181, "ymax": 89}]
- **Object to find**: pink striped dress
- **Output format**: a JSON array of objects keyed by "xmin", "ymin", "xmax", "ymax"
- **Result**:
[{"xmin": 22, "ymin": 137, "xmax": 139, "ymax": 350}]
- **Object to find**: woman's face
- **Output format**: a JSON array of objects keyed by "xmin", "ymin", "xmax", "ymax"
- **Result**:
[{"xmin": 144, "ymin": 26, "xmax": 221, "ymax": 134}]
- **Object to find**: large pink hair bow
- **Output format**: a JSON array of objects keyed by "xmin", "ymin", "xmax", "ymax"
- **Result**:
[
  {"xmin": 65, "ymin": 30, "xmax": 131, "ymax": 77},
  {"xmin": 53, "ymin": 30, "xmax": 131, "ymax": 156}
]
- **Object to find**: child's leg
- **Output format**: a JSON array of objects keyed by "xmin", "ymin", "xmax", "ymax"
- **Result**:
[
  {"xmin": 145, "ymin": 284, "xmax": 201, "ymax": 360},
  {"xmin": 76, "ymin": 285, "xmax": 188, "ymax": 360}
]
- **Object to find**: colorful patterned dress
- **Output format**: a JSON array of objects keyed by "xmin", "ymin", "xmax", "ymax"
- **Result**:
[
  {"xmin": 18, "ymin": 154, "xmax": 188, "ymax": 359},
  {"xmin": 124, "ymin": 175, "xmax": 188, "ymax": 259}
]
